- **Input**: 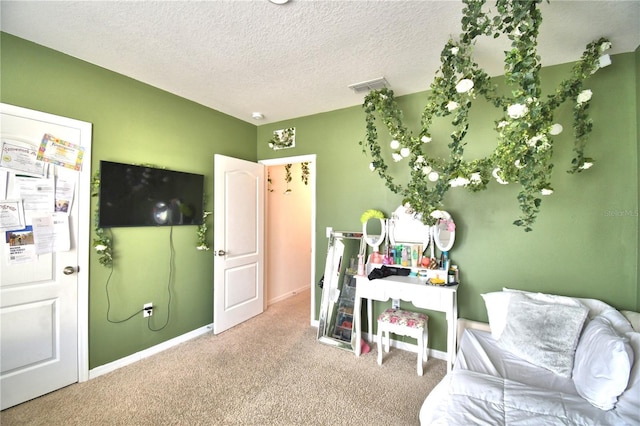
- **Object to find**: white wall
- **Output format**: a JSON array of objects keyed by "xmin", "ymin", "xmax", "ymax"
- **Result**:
[{"xmin": 266, "ymin": 163, "xmax": 312, "ymax": 304}]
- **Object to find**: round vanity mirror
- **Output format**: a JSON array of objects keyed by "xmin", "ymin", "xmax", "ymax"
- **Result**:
[{"xmin": 431, "ymin": 210, "xmax": 455, "ymax": 252}]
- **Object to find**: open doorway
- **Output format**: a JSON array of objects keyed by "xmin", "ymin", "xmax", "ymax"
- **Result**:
[{"xmin": 259, "ymin": 155, "xmax": 316, "ymax": 326}]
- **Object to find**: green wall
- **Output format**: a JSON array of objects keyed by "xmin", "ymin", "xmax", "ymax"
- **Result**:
[
  {"xmin": 2, "ymin": 31, "xmax": 638, "ymax": 360},
  {"xmin": 259, "ymin": 52, "xmax": 640, "ymax": 351},
  {"xmin": 1, "ymin": 33, "xmax": 257, "ymax": 368}
]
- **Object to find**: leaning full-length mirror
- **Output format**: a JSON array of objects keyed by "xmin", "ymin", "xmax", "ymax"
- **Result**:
[{"xmin": 317, "ymin": 231, "xmax": 365, "ymax": 351}]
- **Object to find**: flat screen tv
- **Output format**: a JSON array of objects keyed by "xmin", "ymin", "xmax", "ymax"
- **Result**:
[{"xmin": 98, "ymin": 161, "xmax": 205, "ymax": 228}]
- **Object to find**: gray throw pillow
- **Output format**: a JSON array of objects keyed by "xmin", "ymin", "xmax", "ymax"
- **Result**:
[{"xmin": 499, "ymin": 293, "xmax": 589, "ymax": 377}]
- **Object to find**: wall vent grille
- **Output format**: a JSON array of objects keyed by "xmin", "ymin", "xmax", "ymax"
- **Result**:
[{"xmin": 348, "ymin": 77, "xmax": 388, "ymax": 93}]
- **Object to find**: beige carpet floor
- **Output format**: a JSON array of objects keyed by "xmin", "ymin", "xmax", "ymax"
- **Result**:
[{"xmin": 1, "ymin": 289, "xmax": 445, "ymax": 425}]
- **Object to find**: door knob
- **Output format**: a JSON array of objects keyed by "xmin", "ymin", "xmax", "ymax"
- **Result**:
[
  {"xmin": 215, "ymin": 250, "xmax": 226, "ymax": 256},
  {"xmin": 63, "ymin": 266, "xmax": 77, "ymax": 275}
]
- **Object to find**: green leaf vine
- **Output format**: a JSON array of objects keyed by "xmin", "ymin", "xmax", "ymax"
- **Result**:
[{"xmin": 360, "ymin": 0, "xmax": 610, "ymax": 231}]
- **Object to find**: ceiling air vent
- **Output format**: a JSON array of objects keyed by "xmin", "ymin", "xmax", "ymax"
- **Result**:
[{"xmin": 348, "ymin": 77, "xmax": 389, "ymax": 93}]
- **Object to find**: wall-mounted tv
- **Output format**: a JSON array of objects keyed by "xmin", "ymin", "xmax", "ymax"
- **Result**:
[{"xmin": 98, "ymin": 161, "xmax": 205, "ymax": 228}]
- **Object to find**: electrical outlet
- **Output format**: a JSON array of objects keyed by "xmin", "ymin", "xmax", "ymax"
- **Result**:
[
  {"xmin": 392, "ymin": 299, "xmax": 400, "ymax": 309},
  {"xmin": 143, "ymin": 303, "xmax": 153, "ymax": 317}
]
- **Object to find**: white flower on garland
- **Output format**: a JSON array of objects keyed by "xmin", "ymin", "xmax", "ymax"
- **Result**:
[
  {"xmin": 470, "ymin": 172, "xmax": 482, "ymax": 184},
  {"xmin": 492, "ymin": 167, "xmax": 509, "ymax": 185},
  {"xmin": 95, "ymin": 244, "xmax": 107, "ymax": 252},
  {"xmin": 369, "ymin": 162, "xmax": 376, "ymax": 171},
  {"xmin": 392, "ymin": 153, "xmax": 403, "ymax": 162},
  {"xmin": 577, "ymin": 89, "xmax": 593, "ymax": 105},
  {"xmin": 400, "ymin": 147, "xmax": 411, "ymax": 157},
  {"xmin": 449, "ymin": 176, "xmax": 470, "ymax": 187},
  {"xmin": 497, "ymin": 120, "xmax": 508, "ymax": 129},
  {"xmin": 581, "ymin": 161, "xmax": 594, "ymax": 170},
  {"xmin": 527, "ymin": 134, "xmax": 544, "ymax": 147},
  {"xmin": 455, "ymin": 78, "xmax": 474, "ymax": 93},
  {"xmin": 416, "ymin": 155, "xmax": 425, "ymax": 163},
  {"xmin": 422, "ymin": 165, "xmax": 432, "ymax": 175},
  {"xmin": 515, "ymin": 159, "xmax": 524, "ymax": 169},
  {"xmin": 549, "ymin": 123, "xmax": 563, "ymax": 135},
  {"xmin": 446, "ymin": 101, "xmax": 459, "ymax": 112},
  {"xmin": 450, "ymin": 46, "xmax": 459, "ymax": 55},
  {"xmin": 600, "ymin": 41, "xmax": 612, "ymax": 52},
  {"xmin": 507, "ymin": 103, "xmax": 528, "ymax": 119},
  {"xmin": 390, "ymin": 139, "xmax": 400, "ymax": 150},
  {"xmin": 428, "ymin": 171, "xmax": 439, "ymax": 182},
  {"xmin": 421, "ymin": 135, "xmax": 432, "ymax": 143},
  {"xmin": 541, "ymin": 188, "xmax": 554, "ymax": 195}
]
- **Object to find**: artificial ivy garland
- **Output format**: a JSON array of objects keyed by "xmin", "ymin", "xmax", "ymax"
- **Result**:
[
  {"xmin": 91, "ymin": 173, "xmax": 113, "ymax": 267},
  {"xmin": 196, "ymin": 210, "xmax": 212, "ymax": 251},
  {"xmin": 267, "ymin": 161, "xmax": 311, "ymax": 194},
  {"xmin": 360, "ymin": 0, "xmax": 610, "ymax": 231}
]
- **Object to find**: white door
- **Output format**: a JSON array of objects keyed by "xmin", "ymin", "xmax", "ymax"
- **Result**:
[
  {"xmin": 0, "ymin": 103, "xmax": 91, "ymax": 410},
  {"xmin": 213, "ymin": 155, "xmax": 265, "ymax": 334}
]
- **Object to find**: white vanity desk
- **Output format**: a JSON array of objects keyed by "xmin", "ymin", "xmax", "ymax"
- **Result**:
[{"xmin": 353, "ymin": 275, "xmax": 459, "ymax": 372}]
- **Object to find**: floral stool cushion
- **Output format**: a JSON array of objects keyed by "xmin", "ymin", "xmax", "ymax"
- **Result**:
[
  {"xmin": 377, "ymin": 308, "xmax": 429, "ymax": 376},
  {"xmin": 378, "ymin": 308, "xmax": 427, "ymax": 329}
]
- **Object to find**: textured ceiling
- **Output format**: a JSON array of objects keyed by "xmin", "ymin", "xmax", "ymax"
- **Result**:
[{"xmin": 1, "ymin": 1, "xmax": 639, "ymax": 124}]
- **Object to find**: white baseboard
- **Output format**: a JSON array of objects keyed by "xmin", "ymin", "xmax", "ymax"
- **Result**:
[
  {"xmin": 89, "ymin": 323, "xmax": 445, "ymax": 380},
  {"xmin": 267, "ymin": 284, "xmax": 310, "ymax": 306},
  {"xmin": 88, "ymin": 324, "xmax": 213, "ymax": 380}
]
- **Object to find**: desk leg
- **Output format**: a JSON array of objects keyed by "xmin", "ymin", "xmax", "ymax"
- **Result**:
[
  {"xmin": 354, "ymin": 295, "xmax": 362, "ymax": 356},
  {"xmin": 367, "ymin": 298, "xmax": 373, "ymax": 345},
  {"xmin": 445, "ymin": 295, "xmax": 457, "ymax": 372}
]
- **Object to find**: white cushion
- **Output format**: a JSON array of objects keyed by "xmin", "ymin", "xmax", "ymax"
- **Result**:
[
  {"xmin": 481, "ymin": 291, "xmax": 511, "ymax": 339},
  {"xmin": 498, "ymin": 293, "xmax": 588, "ymax": 377},
  {"xmin": 482, "ymin": 289, "xmax": 584, "ymax": 340},
  {"xmin": 573, "ymin": 314, "xmax": 634, "ymax": 410},
  {"xmin": 622, "ymin": 310, "xmax": 640, "ymax": 332}
]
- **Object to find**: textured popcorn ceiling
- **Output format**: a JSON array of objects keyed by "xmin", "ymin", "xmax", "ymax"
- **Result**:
[{"xmin": 1, "ymin": 1, "xmax": 639, "ymax": 124}]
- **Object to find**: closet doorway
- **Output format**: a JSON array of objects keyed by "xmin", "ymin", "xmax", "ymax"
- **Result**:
[{"xmin": 260, "ymin": 155, "xmax": 316, "ymax": 325}]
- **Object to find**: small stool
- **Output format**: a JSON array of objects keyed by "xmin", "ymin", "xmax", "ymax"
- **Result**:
[{"xmin": 377, "ymin": 308, "xmax": 429, "ymax": 376}]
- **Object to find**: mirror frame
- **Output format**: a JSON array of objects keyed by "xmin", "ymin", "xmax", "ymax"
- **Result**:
[
  {"xmin": 317, "ymin": 231, "xmax": 365, "ymax": 352},
  {"xmin": 431, "ymin": 210, "xmax": 455, "ymax": 252},
  {"xmin": 362, "ymin": 218, "xmax": 386, "ymax": 251},
  {"xmin": 388, "ymin": 205, "xmax": 431, "ymax": 247}
]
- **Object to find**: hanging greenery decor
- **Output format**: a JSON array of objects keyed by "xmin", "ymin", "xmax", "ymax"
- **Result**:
[
  {"xmin": 268, "ymin": 127, "xmax": 296, "ymax": 150},
  {"xmin": 267, "ymin": 162, "xmax": 311, "ymax": 195},
  {"xmin": 91, "ymin": 173, "xmax": 113, "ymax": 267},
  {"xmin": 196, "ymin": 210, "xmax": 212, "ymax": 251},
  {"xmin": 284, "ymin": 163, "xmax": 293, "ymax": 194},
  {"xmin": 301, "ymin": 161, "xmax": 310, "ymax": 185},
  {"xmin": 360, "ymin": 0, "xmax": 611, "ymax": 231}
]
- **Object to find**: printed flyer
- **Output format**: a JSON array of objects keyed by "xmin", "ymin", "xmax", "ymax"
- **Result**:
[
  {"xmin": 37, "ymin": 133, "xmax": 85, "ymax": 171},
  {"xmin": 6, "ymin": 225, "xmax": 36, "ymax": 264}
]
